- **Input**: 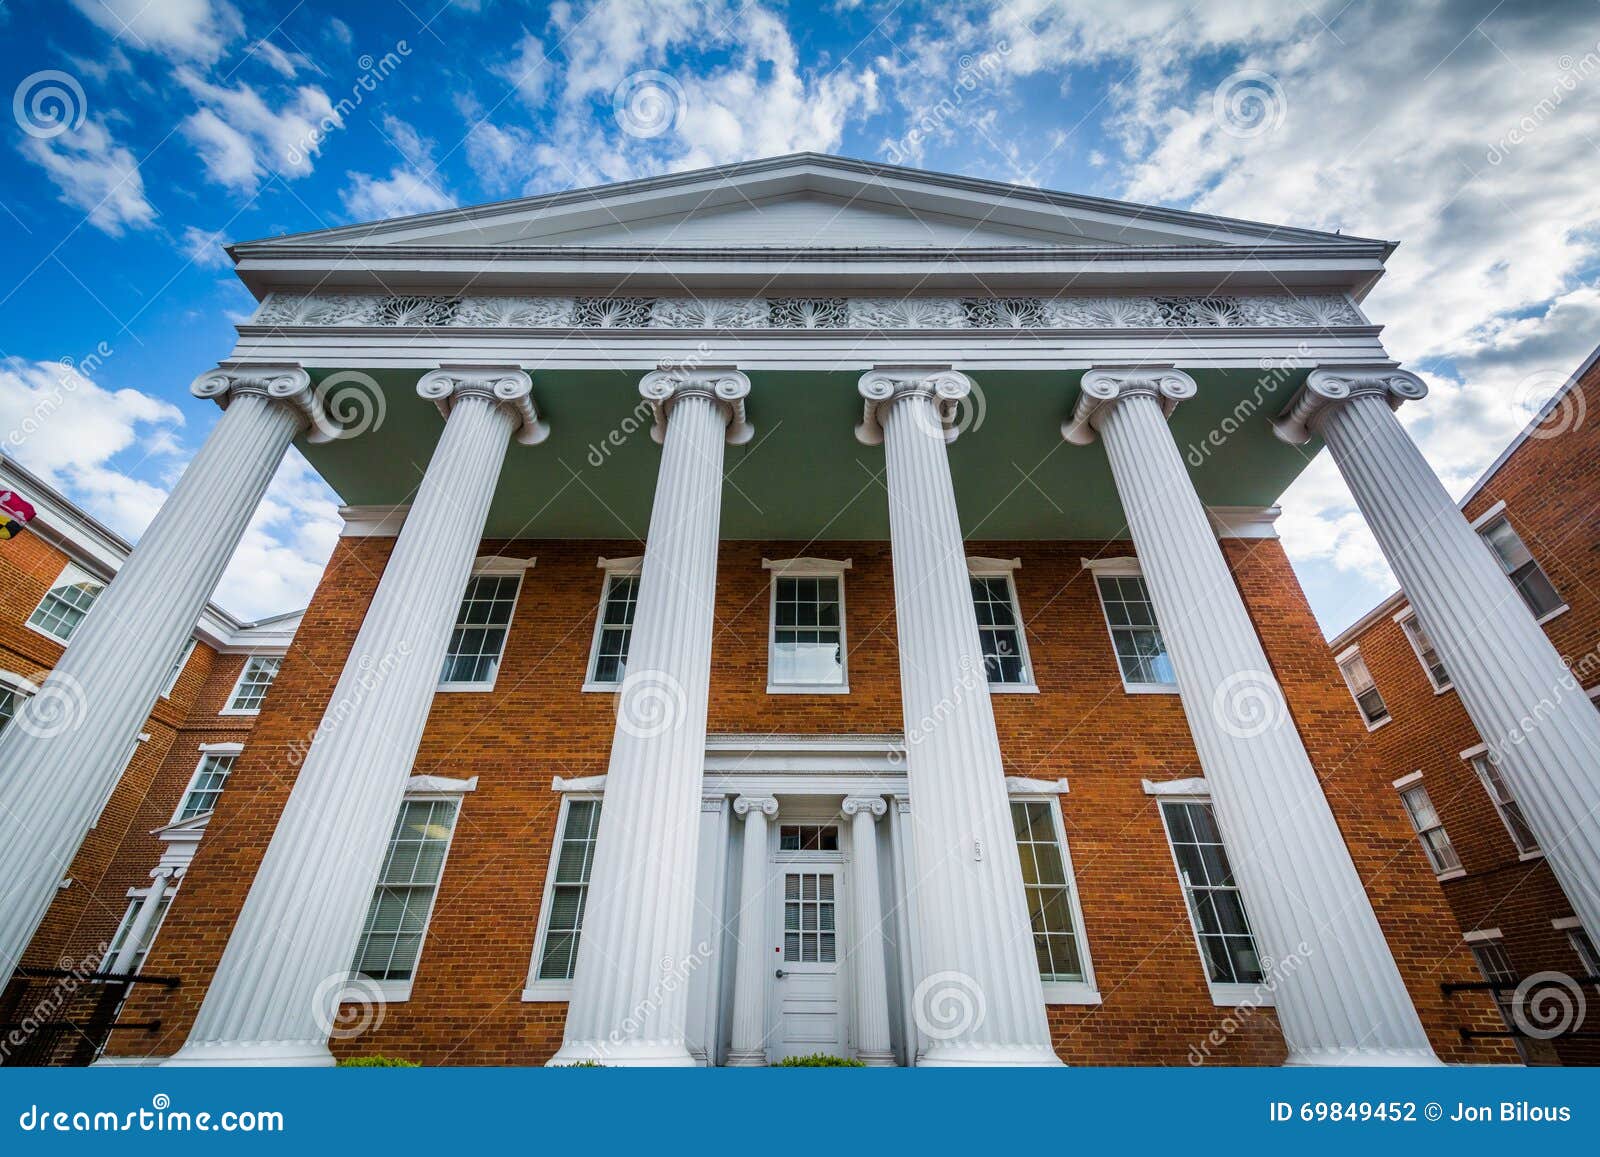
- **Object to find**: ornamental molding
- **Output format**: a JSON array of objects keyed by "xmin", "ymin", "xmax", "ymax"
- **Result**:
[
  {"xmin": 190, "ymin": 363, "xmax": 337, "ymax": 444},
  {"xmin": 250, "ymin": 292, "xmax": 1367, "ymax": 332},
  {"xmin": 638, "ymin": 366, "xmax": 754, "ymax": 445},
  {"xmin": 417, "ymin": 365, "xmax": 549, "ymax": 445},
  {"xmin": 841, "ymin": 795, "xmax": 888, "ymax": 819},
  {"xmin": 732, "ymin": 795, "xmax": 780, "ymax": 819},
  {"xmin": 855, "ymin": 365, "xmax": 975, "ymax": 445},
  {"xmin": 1005, "ymin": 776, "xmax": 1072, "ymax": 796},
  {"xmin": 1271, "ymin": 365, "xmax": 1427, "ymax": 444},
  {"xmin": 1061, "ymin": 366, "xmax": 1198, "ymax": 445}
]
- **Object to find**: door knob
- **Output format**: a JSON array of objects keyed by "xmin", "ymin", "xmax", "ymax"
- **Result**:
[{"xmin": 774, "ymin": 969, "xmax": 786, "ymax": 978}]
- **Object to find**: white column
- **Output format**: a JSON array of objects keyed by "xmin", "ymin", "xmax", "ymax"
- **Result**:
[
  {"xmin": 0, "ymin": 365, "xmax": 328, "ymax": 980},
  {"xmin": 552, "ymin": 368, "xmax": 752, "ymax": 1066},
  {"xmin": 109, "ymin": 868, "xmax": 175, "ymax": 977},
  {"xmin": 167, "ymin": 367, "xmax": 544, "ymax": 1066},
  {"xmin": 842, "ymin": 795, "xmax": 894, "ymax": 1066},
  {"xmin": 726, "ymin": 795, "xmax": 777, "ymax": 1066},
  {"xmin": 1065, "ymin": 367, "xmax": 1438, "ymax": 1066},
  {"xmin": 1277, "ymin": 366, "xmax": 1600, "ymax": 947},
  {"xmin": 856, "ymin": 366, "xmax": 1059, "ymax": 1067}
]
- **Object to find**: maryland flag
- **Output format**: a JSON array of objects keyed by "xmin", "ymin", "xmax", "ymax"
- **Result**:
[{"xmin": 0, "ymin": 490, "xmax": 37, "ymax": 540}]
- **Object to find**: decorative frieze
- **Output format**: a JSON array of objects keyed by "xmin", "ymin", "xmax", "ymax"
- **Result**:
[{"xmin": 252, "ymin": 291, "xmax": 1366, "ymax": 331}]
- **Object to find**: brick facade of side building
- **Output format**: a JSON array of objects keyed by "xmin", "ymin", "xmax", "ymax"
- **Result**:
[{"xmin": 1330, "ymin": 348, "xmax": 1600, "ymax": 1066}]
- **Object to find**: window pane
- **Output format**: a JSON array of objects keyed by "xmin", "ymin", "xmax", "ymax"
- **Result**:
[
  {"xmin": 351, "ymin": 798, "xmax": 459, "ymax": 982},
  {"xmin": 1160, "ymin": 801, "xmax": 1264, "ymax": 985},
  {"xmin": 438, "ymin": 575, "xmax": 519, "ymax": 686},
  {"xmin": 1008, "ymin": 801, "xmax": 1084, "ymax": 982},
  {"xmin": 228, "ymin": 655, "xmax": 282, "ymax": 712},
  {"xmin": 971, "ymin": 576, "xmax": 1028, "ymax": 684},
  {"xmin": 1097, "ymin": 575, "xmax": 1174, "ymax": 686},
  {"xmin": 771, "ymin": 575, "xmax": 845, "ymax": 685},
  {"xmin": 589, "ymin": 575, "xmax": 639, "ymax": 684},
  {"xmin": 536, "ymin": 800, "xmax": 603, "ymax": 981},
  {"xmin": 28, "ymin": 575, "xmax": 104, "ymax": 642}
]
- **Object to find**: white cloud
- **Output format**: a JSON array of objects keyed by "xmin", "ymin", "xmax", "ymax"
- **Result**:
[
  {"xmin": 248, "ymin": 38, "xmax": 308, "ymax": 79},
  {"xmin": 180, "ymin": 224, "xmax": 232, "ymax": 268},
  {"xmin": 18, "ymin": 118, "xmax": 157, "ymax": 236},
  {"xmin": 69, "ymin": 0, "xmax": 243, "ymax": 64},
  {"xmin": 494, "ymin": 32, "xmax": 554, "ymax": 108},
  {"xmin": 177, "ymin": 69, "xmax": 339, "ymax": 193},
  {"xmin": 342, "ymin": 117, "xmax": 456, "ymax": 220}
]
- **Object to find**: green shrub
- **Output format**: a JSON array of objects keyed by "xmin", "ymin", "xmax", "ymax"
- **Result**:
[
  {"xmin": 553, "ymin": 1060, "xmax": 605, "ymax": 1068},
  {"xmin": 775, "ymin": 1053, "xmax": 865, "ymax": 1067},
  {"xmin": 337, "ymin": 1055, "xmax": 419, "ymax": 1068}
]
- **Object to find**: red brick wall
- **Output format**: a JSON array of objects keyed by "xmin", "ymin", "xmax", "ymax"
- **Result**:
[
  {"xmin": 109, "ymin": 531, "xmax": 1509, "ymax": 1065},
  {"xmin": 1336, "ymin": 361, "xmax": 1600, "ymax": 1064}
]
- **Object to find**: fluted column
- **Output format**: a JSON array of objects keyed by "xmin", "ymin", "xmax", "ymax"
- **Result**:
[
  {"xmin": 0, "ymin": 365, "xmax": 329, "ymax": 981},
  {"xmin": 726, "ymin": 795, "xmax": 777, "ymax": 1066},
  {"xmin": 1066, "ymin": 367, "xmax": 1437, "ymax": 1066},
  {"xmin": 109, "ymin": 868, "xmax": 176, "ymax": 977},
  {"xmin": 168, "ymin": 367, "xmax": 544, "ymax": 1066},
  {"xmin": 857, "ymin": 366, "xmax": 1059, "ymax": 1067},
  {"xmin": 842, "ymin": 795, "xmax": 894, "ymax": 1066},
  {"xmin": 1277, "ymin": 366, "xmax": 1600, "ymax": 947},
  {"xmin": 552, "ymin": 368, "xmax": 752, "ymax": 1066}
]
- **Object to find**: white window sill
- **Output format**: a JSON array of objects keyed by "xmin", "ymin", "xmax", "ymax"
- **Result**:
[
  {"xmin": 436, "ymin": 682, "xmax": 497, "ymax": 694},
  {"xmin": 988, "ymin": 683, "xmax": 1040, "ymax": 695},
  {"xmin": 218, "ymin": 707, "xmax": 262, "ymax": 717},
  {"xmin": 341, "ymin": 980, "xmax": 411, "ymax": 1004},
  {"xmin": 1364, "ymin": 715, "xmax": 1392, "ymax": 732},
  {"xmin": 1518, "ymin": 849, "xmax": 1546, "ymax": 862},
  {"xmin": 1041, "ymin": 981, "xmax": 1101, "ymax": 1006},
  {"xmin": 1535, "ymin": 603, "xmax": 1571, "ymax": 626},
  {"xmin": 1431, "ymin": 683, "xmax": 1455, "ymax": 696},
  {"xmin": 24, "ymin": 621, "xmax": 73, "ymax": 647},
  {"xmin": 521, "ymin": 983, "xmax": 573, "ymax": 1003},
  {"xmin": 1208, "ymin": 982, "xmax": 1274, "ymax": 1008},
  {"xmin": 1436, "ymin": 867, "xmax": 1467, "ymax": 882},
  {"xmin": 1123, "ymin": 682, "xmax": 1180, "ymax": 695},
  {"xmin": 767, "ymin": 684, "xmax": 850, "ymax": 695},
  {"xmin": 580, "ymin": 682, "xmax": 620, "ymax": 694}
]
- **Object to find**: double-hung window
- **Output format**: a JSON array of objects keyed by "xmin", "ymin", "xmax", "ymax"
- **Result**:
[
  {"xmin": 1466, "ymin": 748, "xmax": 1540, "ymax": 855},
  {"xmin": 27, "ymin": 563, "xmax": 104, "ymax": 643},
  {"xmin": 160, "ymin": 640, "xmax": 196, "ymax": 699},
  {"xmin": 349, "ymin": 795, "xmax": 463, "ymax": 999},
  {"xmin": 1475, "ymin": 509, "xmax": 1563, "ymax": 620},
  {"xmin": 584, "ymin": 558, "xmax": 641, "ymax": 689},
  {"xmin": 0, "ymin": 672, "xmax": 37, "ymax": 737},
  {"xmin": 1565, "ymin": 924, "xmax": 1599, "ymax": 978},
  {"xmin": 1158, "ymin": 798, "xmax": 1267, "ymax": 1002},
  {"xmin": 526, "ymin": 796, "xmax": 602, "ymax": 996},
  {"xmin": 968, "ymin": 558, "xmax": 1035, "ymax": 690},
  {"xmin": 1397, "ymin": 609, "xmax": 1451, "ymax": 692},
  {"xmin": 1009, "ymin": 795, "xmax": 1097, "ymax": 1003},
  {"xmin": 438, "ymin": 562, "xmax": 530, "ymax": 690},
  {"xmin": 765, "ymin": 559, "xmax": 849, "ymax": 693},
  {"xmin": 1336, "ymin": 646, "xmax": 1389, "ymax": 728},
  {"xmin": 174, "ymin": 747, "xmax": 238, "ymax": 822},
  {"xmin": 103, "ymin": 892, "xmax": 173, "ymax": 975},
  {"xmin": 1088, "ymin": 560, "xmax": 1176, "ymax": 691},
  {"xmin": 225, "ymin": 655, "xmax": 282, "ymax": 714},
  {"xmin": 1394, "ymin": 774, "xmax": 1461, "ymax": 876}
]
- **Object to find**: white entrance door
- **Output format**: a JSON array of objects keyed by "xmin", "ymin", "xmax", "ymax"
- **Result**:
[{"xmin": 773, "ymin": 865, "xmax": 846, "ymax": 1060}]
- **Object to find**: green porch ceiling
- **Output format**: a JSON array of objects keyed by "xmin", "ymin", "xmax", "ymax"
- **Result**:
[{"xmin": 296, "ymin": 367, "xmax": 1318, "ymax": 541}]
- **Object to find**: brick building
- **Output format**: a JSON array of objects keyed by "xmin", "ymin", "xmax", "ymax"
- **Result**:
[
  {"xmin": 0, "ymin": 457, "xmax": 298, "ymax": 1064},
  {"xmin": 1330, "ymin": 345, "xmax": 1600, "ymax": 1065},
  {"xmin": 4, "ymin": 155, "xmax": 1594, "ymax": 1067}
]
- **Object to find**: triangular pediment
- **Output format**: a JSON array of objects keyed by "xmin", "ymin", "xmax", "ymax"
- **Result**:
[{"xmin": 239, "ymin": 154, "xmax": 1378, "ymax": 254}]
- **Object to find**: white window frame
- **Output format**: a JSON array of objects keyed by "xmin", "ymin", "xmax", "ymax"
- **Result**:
[
  {"xmin": 763, "ymin": 557, "xmax": 851, "ymax": 695},
  {"xmin": 1392, "ymin": 771, "xmax": 1463, "ymax": 880},
  {"xmin": 102, "ymin": 885, "xmax": 176, "ymax": 975},
  {"xmin": 436, "ymin": 556, "xmax": 534, "ymax": 693},
  {"xmin": 0, "ymin": 670, "xmax": 40, "ymax": 737},
  {"xmin": 26, "ymin": 562, "xmax": 106, "ymax": 645},
  {"xmin": 1335, "ymin": 644, "xmax": 1390, "ymax": 730},
  {"xmin": 1084, "ymin": 557, "xmax": 1178, "ymax": 695},
  {"xmin": 1394, "ymin": 607, "xmax": 1453, "ymax": 694},
  {"xmin": 968, "ymin": 557, "xmax": 1037, "ymax": 693},
  {"xmin": 582, "ymin": 556, "xmax": 643, "ymax": 692},
  {"xmin": 1147, "ymin": 782, "xmax": 1273, "ymax": 1007},
  {"xmin": 1007, "ymin": 788, "xmax": 1099, "ymax": 1005},
  {"xmin": 523, "ymin": 791, "xmax": 603, "ymax": 1001},
  {"xmin": 159, "ymin": 639, "xmax": 197, "ymax": 700},
  {"xmin": 221, "ymin": 654, "xmax": 284, "ymax": 715},
  {"xmin": 171, "ymin": 743, "xmax": 243, "ymax": 824},
  {"xmin": 1471, "ymin": 501, "xmax": 1567, "ymax": 624},
  {"xmin": 344, "ymin": 774, "xmax": 476, "ymax": 1003},
  {"xmin": 1462, "ymin": 743, "xmax": 1542, "ymax": 859},
  {"xmin": 1551, "ymin": 917, "xmax": 1599, "ymax": 977}
]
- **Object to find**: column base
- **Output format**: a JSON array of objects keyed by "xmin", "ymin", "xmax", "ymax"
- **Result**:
[
  {"xmin": 164, "ymin": 1040, "xmax": 336, "ymax": 1067},
  {"xmin": 916, "ymin": 1040, "xmax": 1064, "ymax": 1067},
  {"xmin": 1284, "ymin": 1045, "xmax": 1442, "ymax": 1067},
  {"xmin": 723, "ymin": 1048, "xmax": 769, "ymax": 1067},
  {"xmin": 548, "ymin": 1039, "xmax": 698, "ymax": 1067},
  {"xmin": 855, "ymin": 1049, "xmax": 897, "ymax": 1067}
]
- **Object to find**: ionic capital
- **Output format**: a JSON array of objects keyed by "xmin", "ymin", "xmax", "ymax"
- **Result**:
[
  {"xmin": 417, "ymin": 365, "xmax": 549, "ymax": 445},
  {"xmin": 841, "ymin": 795, "xmax": 887, "ymax": 820},
  {"xmin": 639, "ymin": 366, "xmax": 753, "ymax": 445},
  {"xmin": 855, "ymin": 366, "xmax": 975, "ymax": 445},
  {"xmin": 732, "ymin": 795, "xmax": 778, "ymax": 821},
  {"xmin": 191, "ymin": 363, "xmax": 336, "ymax": 444},
  {"xmin": 1061, "ymin": 366, "xmax": 1197, "ymax": 445},
  {"xmin": 1271, "ymin": 365, "xmax": 1428, "ymax": 444}
]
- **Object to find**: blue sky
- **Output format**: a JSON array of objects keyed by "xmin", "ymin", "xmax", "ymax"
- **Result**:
[{"xmin": 4, "ymin": 0, "xmax": 1599, "ymax": 632}]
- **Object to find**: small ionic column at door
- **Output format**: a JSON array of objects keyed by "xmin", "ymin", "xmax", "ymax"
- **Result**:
[
  {"xmin": 841, "ymin": 796, "xmax": 894, "ymax": 1066},
  {"xmin": 726, "ymin": 795, "xmax": 777, "ymax": 1066}
]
